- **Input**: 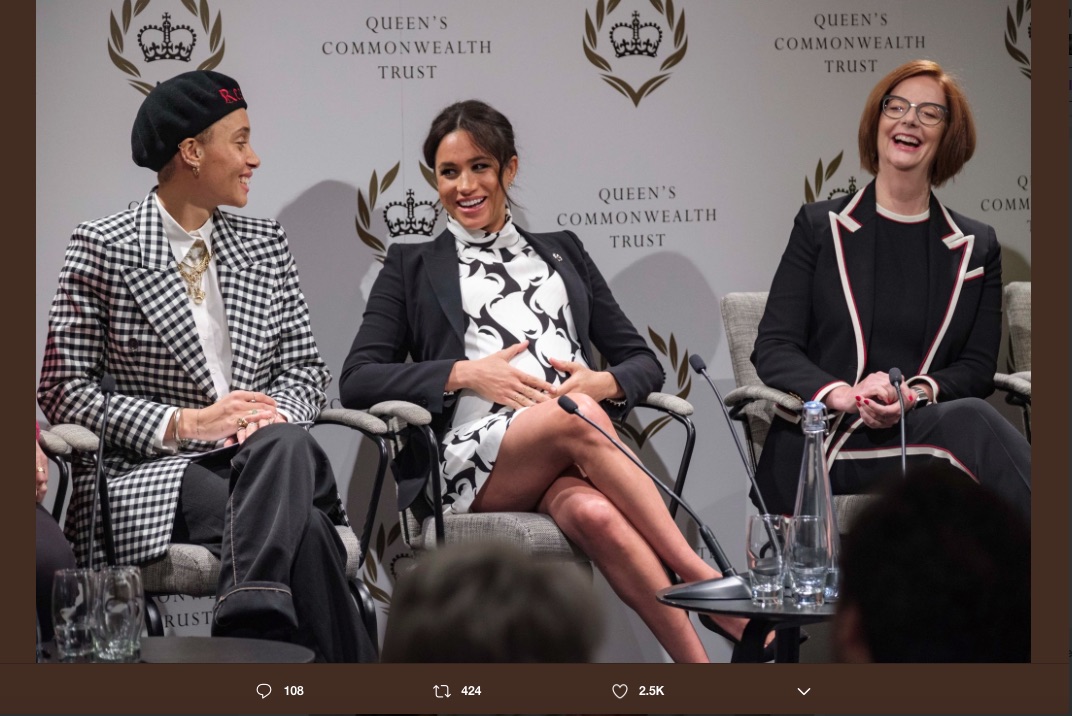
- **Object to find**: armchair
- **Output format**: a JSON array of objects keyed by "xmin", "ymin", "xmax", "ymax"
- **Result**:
[
  {"xmin": 719, "ymin": 292, "xmax": 872, "ymax": 533},
  {"xmin": 366, "ymin": 393, "xmax": 697, "ymax": 569},
  {"xmin": 45, "ymin": 407, "xmax": 390, "ymax": 652},
  {"xmin": 993, "ymin": 281, "xmax": 1031, "ymax": 441}
]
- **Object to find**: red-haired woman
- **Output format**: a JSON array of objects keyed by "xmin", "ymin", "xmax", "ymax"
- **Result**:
[{"xmin": 754, "ymin": 60, "xmax": 1030, "ymax": 519}]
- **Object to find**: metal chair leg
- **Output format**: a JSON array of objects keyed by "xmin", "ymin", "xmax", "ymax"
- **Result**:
[{"xmin": 145, "ymin": 595, "xmax": 165, "ymax": 636}]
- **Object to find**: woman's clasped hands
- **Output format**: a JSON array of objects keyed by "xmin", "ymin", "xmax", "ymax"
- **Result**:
[{"xmin": 827, "ymin": 372, "xmax": 916, "ymax": 429}]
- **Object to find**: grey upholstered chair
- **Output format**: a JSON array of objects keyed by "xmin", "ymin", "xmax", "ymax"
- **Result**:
[
  {"xmin": 719, "ymin": 292, "xmax": 872, "ymax": 533},
  {"xmin": 46, "ymin": 407, "xmax": 389, "ymax": 648},
  {"xmin": 993, "ymin": 281, "xmax": 1031, "ymax": 441},
  {"xmin": 366, "ymin": 393, "xmax": 697, "ymax": 570}
]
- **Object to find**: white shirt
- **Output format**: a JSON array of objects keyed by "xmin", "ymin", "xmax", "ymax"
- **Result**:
[{"xmin": 153, "ymin": 195, "xmax": 234, "ymax": 451}]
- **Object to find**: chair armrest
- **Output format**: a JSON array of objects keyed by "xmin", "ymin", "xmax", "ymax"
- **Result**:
[
  {"xmin": 994, "ymin": 372, "xmax": 1031, "ymax": 404},
  {"xmin": 39, "ymin": 428, "xmax": 74, "ymax": 525},
  {"xmin": 724, "ymin": 385, "xmax": 803, "ymax": 413},
  {"xmin": 367, "ymin": 400, "xmax": 433, "ymax": 428},
  {"xmin": 631, "ymin": 393, "xmax": 696, "ymax": 528},
  {"xmin": 38, "ymin": 427, "xmax": 72, "ymax": 459},
  {"xmin": 313, "ymin": 410, "xmax": 392, "ymax": 573},
  {"xmin": 316, "ymin": 408, "xmax": 389, "ymax": 435},
  {"xmin": 47, "ymin": 423, "xmax": 101, "ymax": 453},
  {"xmin": 639, "ymin": 392, "xmax": 694, "ymax": 416}
]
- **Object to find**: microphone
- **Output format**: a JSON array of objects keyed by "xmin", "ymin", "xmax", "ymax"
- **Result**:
[
  {"xmin": 557, "ymin": 395, "xmax": 751, "ymax": 600},
  {"xmin": 888, "ymin": 368, "xmax": 907, "ymax": 478},
  {"xmin": 688, "ymin": 354, "xmax": 771, "ymax": 516},
  {"xmin": 88, "ymin": 373, "xmax": 117, "ymax": 570}
]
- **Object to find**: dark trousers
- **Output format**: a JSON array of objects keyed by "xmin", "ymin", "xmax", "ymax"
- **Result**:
[
  {"xmin": 172, "ymin": 423, "xmax": 375, "ymax": 663},
  {"xmin": 758, "ymin": 397, "xmax": 1031, "ymax": 520},
  {"xmin": 36, "ymin": 504, "xmax": 77, "ymax": 642},
  {"xmin": 830, "ymin": 397, "xmax": 1031, "ymax": 521}
]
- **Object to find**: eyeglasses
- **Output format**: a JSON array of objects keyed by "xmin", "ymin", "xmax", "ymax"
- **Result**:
[{"xmin": 881, "ymin": 95, "xmax": 948, "ymax": 126}]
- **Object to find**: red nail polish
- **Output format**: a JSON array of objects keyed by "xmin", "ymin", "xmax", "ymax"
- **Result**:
[
  {"xmin": 864, "ymin": 399, "xmax": 870, "ymax": 405},
  {"xmin": 909, "ymin": 394, "xmax": 915, "ymax": 401},
  {"xmin": 855, "ymin": 395, "xmax": 861, "ymax": 401}
]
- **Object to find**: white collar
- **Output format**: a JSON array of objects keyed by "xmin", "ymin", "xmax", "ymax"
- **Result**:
[
  {"xmin": 446, "ymin": 211, "xmax": 520, "ymax": 250},
  {"xmin": 876, "ymin": 203, "xmax": 930, "ymax": 224},
  {"xmin": 155, "ymin": 194, "xmax": 215, "ymax": 261}
]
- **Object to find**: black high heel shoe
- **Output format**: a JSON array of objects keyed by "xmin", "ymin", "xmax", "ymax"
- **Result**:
[{"xmin": 699, "ymin": 615, "xmax": 810, "ymax": 662}]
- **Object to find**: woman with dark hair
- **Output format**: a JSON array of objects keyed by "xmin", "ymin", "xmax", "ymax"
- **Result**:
[
  {"xmin": 342, "ymin": 99, "xmax": 748, "ymax": 662},
  {"xmin": 752, "ymin": 60, "xmax": 1030, "ymax": 519}
]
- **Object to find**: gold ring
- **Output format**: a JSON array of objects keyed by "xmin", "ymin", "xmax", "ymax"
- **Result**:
[
  {"xmin": 36, "ymin": 466, "xmax": 45, "ymax": 473},
  {"xmin": 237, "ymin": 417, "xmax": 249, "ymax": 429}
]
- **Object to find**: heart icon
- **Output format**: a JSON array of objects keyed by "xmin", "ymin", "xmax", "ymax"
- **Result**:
[{"xmin": 612, "ymin": 684, "xmax": 628, "ymax": 699}]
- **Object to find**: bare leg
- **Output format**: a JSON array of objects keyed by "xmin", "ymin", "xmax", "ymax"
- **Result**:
[
  {"xmin": 473, "ymin": 394, "xmax": 750, "ymax": 651},
  {"xmin": 536, "ymin": 472, "xmax": 708, "ymax": 662},
  {"xmin": 475, "ymin": 395, "xmax": 713, "ymax": 581}
]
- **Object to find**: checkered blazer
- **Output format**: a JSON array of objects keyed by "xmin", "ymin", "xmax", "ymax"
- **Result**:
[{"xmin": 38, "ymin": 190, "xmax": 329, "ymax": 567}]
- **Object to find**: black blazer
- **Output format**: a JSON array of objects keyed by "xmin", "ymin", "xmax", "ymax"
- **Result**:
[
  {"xmin": 752, "ymin": 182, "xmax": 1003, "ymax": 512},
  {"xmin": 340, "ymin": 226, "xmax": 664, "ymax": 507}
]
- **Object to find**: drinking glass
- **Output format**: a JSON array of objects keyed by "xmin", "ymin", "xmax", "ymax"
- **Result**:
[
  {"xmin": 746, "ymin": 514, "xmax": 787, "ymax": 606},
  {"xmin": 51, "ymin": 568, "xmax": 96, "ymax": 661},
  {"xmin": 92, "ymin": 565, "xmax": 144, "ymax": 662},
  {"xmin": 787, "ymin": 515, "xmax": 829, "ymax": 607}
]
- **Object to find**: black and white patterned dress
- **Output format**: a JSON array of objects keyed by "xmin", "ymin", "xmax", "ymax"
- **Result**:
[{"xmin": 438, "ymin": 215, "xmax": 586, "ymax": 514}]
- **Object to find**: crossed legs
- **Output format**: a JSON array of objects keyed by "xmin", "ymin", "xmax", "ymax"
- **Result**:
[{"xmin": 472, "ymin": 393, "xmax": 743, "ymax": 663}]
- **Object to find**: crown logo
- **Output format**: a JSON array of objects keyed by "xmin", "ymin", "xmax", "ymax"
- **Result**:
[
  {"xmin": 383, "ymin": 190, "xmax": 439, "ymax": 237},
  {"xmin": 827, "ymin": 176, "xmax": 858, "ymax": 200},
  {"xmin": 138, "ymin": 13, "xmax": 197, "ymax": 63},
  {"xmin": 609, "ymin": 11, "xmax": 662, "ymax": 58}
]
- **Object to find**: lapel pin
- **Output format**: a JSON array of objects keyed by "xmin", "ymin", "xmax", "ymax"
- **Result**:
[{"xmin": 552, "ymin": 253, "xmax": 563, "ymax": 262}]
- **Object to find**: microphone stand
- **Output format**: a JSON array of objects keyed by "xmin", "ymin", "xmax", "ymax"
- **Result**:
[
  {"xmin": 686, "ymin": 355, "xmax": 789, "ymax": 563},
  {"xmin": 688, "ymin": 355, "xmax": 771, "ymax": 516},
  {"xmin": 88, "ymin": 374, "xmax": 117, "ymax": 571},
  {"xmin": 888, "ymin": 368, "xmax": 907, "ymax": 479},
  {"xmin": 557, "ymin": 396, "xmax": 751, "ymax": 600}
]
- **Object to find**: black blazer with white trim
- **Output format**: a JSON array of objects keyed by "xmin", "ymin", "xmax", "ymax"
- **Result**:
[{"xmin": 751, "ymin": 181, "xmax": 1003, "ymax": 512}]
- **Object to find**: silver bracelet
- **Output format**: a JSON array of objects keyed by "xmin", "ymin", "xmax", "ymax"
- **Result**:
[{"xmin": 173, "ymin": 408, "xmax": 191, "ymax": 450}]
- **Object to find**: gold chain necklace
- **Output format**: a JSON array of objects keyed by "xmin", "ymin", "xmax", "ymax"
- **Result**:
[{"xmin": 177, "ymin": 240, "xmax": 212, "ymax": 304}]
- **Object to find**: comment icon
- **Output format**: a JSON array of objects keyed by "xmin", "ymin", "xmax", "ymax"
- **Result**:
[{"xmin": 256, "ymin": 683, "xmax": 272, "ymax": 699}]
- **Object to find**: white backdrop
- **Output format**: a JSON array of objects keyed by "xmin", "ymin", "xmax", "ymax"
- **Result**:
[{"xmin": 36, "ymin": 0, "xmax": 1031, "ymax": 662}]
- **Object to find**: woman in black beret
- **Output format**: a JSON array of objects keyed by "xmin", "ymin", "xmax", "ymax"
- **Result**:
[{"xmin": 39, "ymin": 70, "xmax": 375, "ymax": 662}]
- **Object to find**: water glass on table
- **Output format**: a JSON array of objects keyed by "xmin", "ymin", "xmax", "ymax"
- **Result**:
[
  {"xmin": 746, "ymin": 514, "xmax": 787, "ymax": 607},
  {"xmin": 92, "ymin": 565, "xmax": 144, "ymax": 662},
  {"xmin": 787, "ymin": 515, "xmax": 830, "ymax": 608},
  {"xmin": 51, "ymin": 568, "xmax": 95, "ymax": 661}
]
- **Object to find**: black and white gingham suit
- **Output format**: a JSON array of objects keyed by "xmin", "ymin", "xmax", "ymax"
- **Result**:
[{"xmin": 39, "ymin": 190, "xmax": 331, "ymax": 567}]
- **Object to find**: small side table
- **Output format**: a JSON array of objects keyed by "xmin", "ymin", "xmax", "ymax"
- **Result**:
[
  {"xmin": 656, "ymin": 590, "xmax": 835, "ymax": 663},
  {"xmin": 39, "ymin": 636, "xmax": 315, "ymax": 663},
  {"xmin": 140, "ymin": 636, "xmax": 315, "ymax": 663}
]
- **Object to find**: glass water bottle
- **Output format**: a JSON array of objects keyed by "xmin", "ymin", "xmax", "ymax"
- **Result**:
[{"xmin": 791, "ymin": 400, "xmax": 841, "ymax": 601}]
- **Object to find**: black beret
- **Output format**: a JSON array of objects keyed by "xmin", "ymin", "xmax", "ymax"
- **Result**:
[{"xmin": 131, "ymin": 70, "xmax": 248, "ymax": 171}]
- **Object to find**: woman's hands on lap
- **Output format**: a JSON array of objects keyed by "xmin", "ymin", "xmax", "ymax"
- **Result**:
[
  {"xmin": 826, "ymin": 372, "xmax": 915, "ymax": 429},
  {"xmin": 178, "ymin": 390, "xmax": 283, "ymax": 446}
]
